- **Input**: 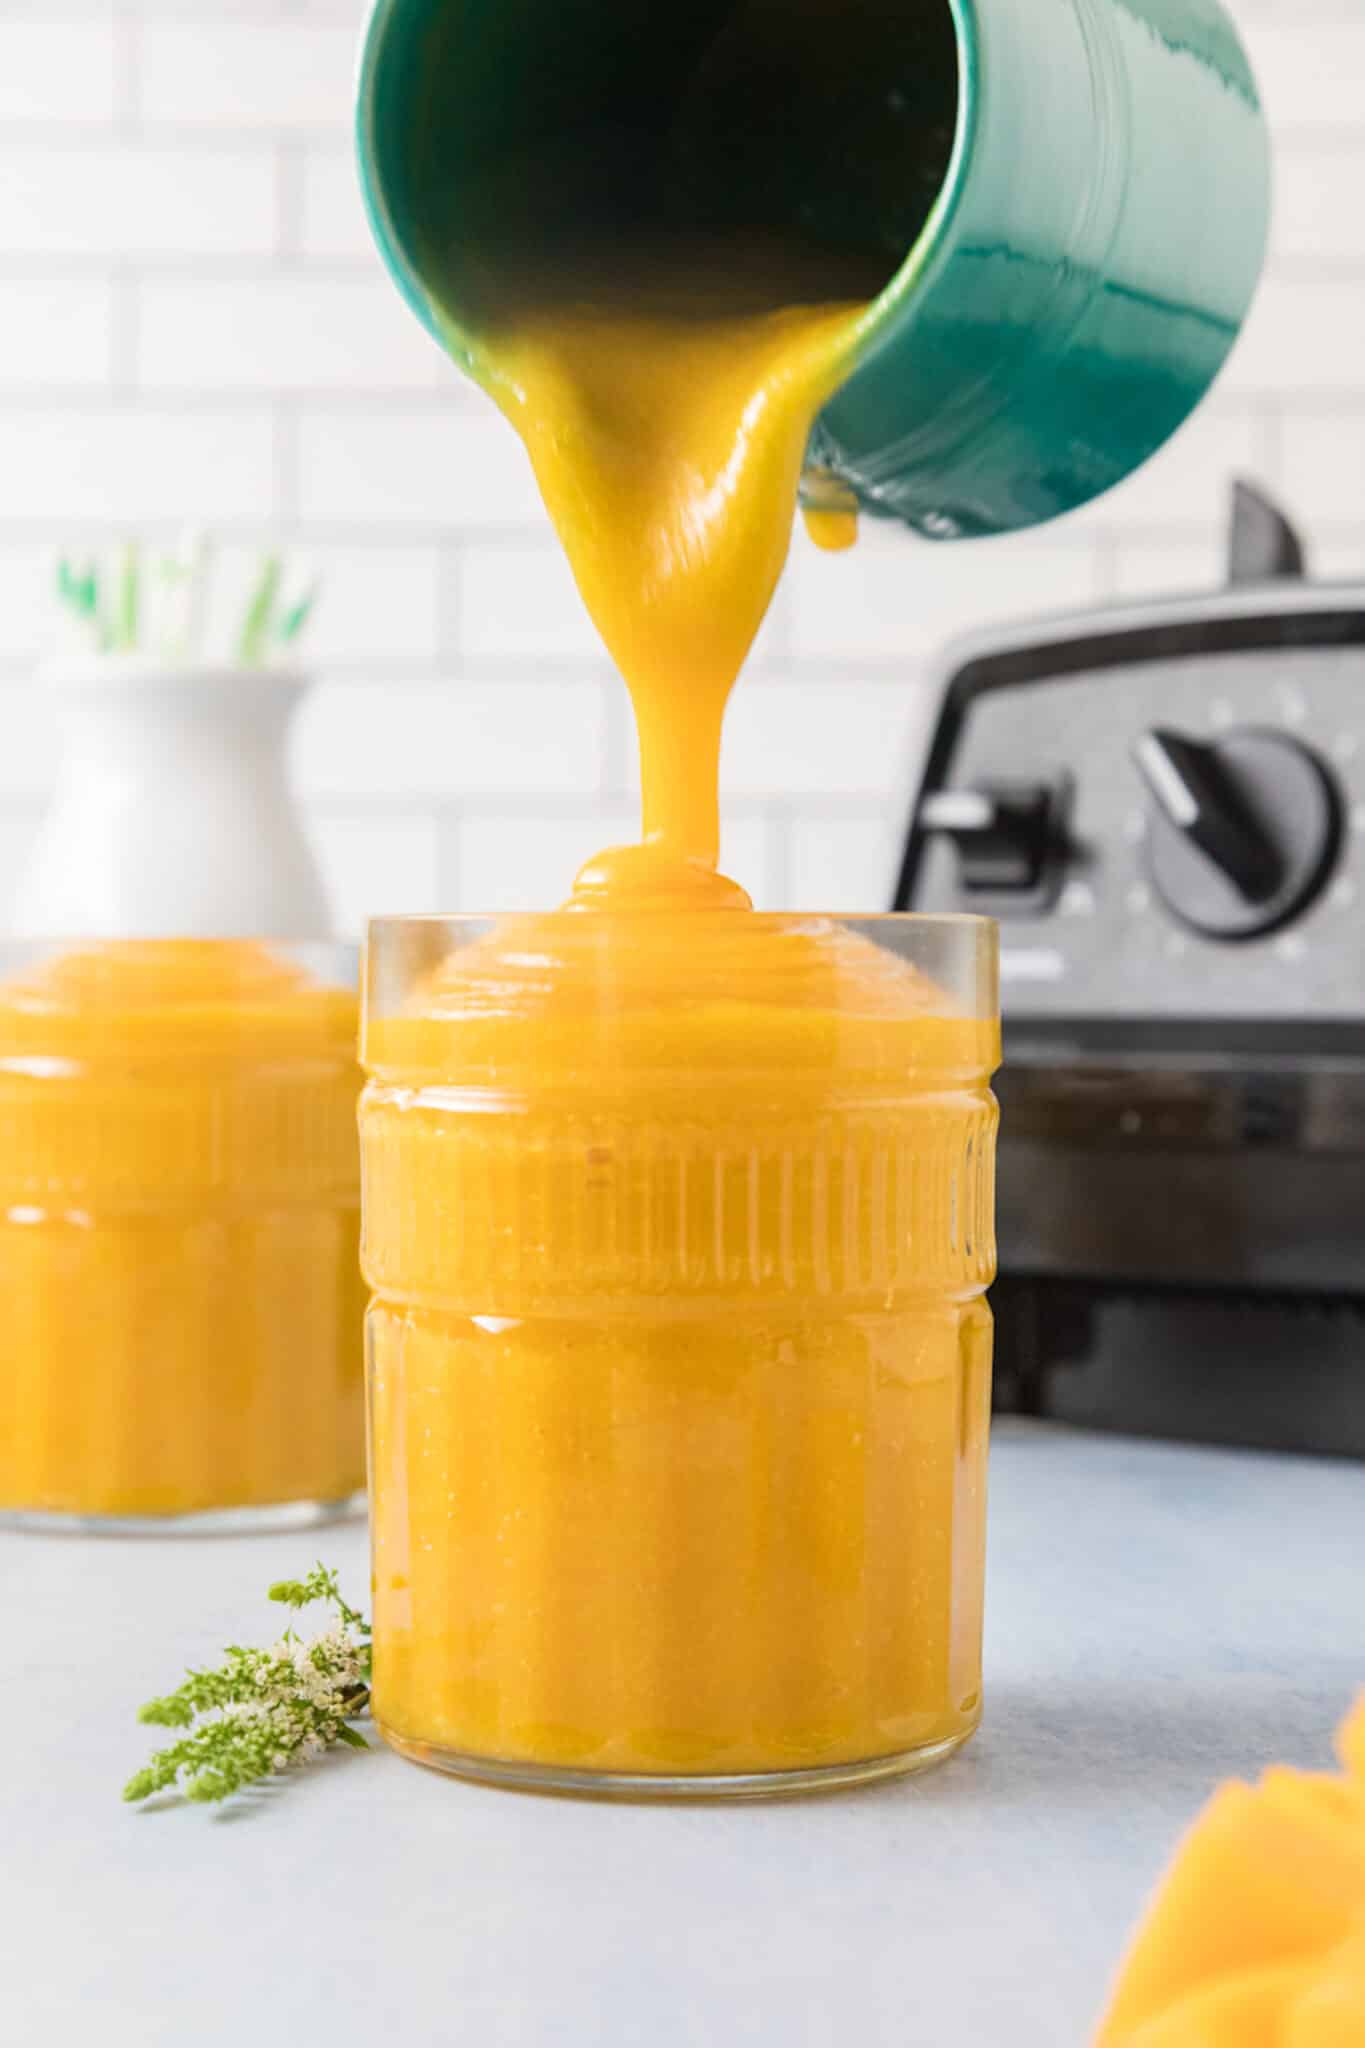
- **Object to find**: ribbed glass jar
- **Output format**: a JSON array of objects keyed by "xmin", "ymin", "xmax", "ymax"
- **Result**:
[
  {"xmin": 361, "ymin": 911, "xmax": 999, "ymax": 1796},
  {"xmin": 0, "ymin": 940, "xmax": 365, "ymax": 1531}
]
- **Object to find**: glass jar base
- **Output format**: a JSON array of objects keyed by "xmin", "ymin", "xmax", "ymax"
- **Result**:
[
  {"xmin": 0, "ymin": 1492, "xmax": 366, "ymax": 1538},
  {"xmin": 377, "ymin": 1719, "xmax": 979, "ymax": 1801}
]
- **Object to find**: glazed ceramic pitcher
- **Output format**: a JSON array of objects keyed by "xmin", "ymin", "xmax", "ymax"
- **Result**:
[{"xmin": 355, "ymin": 0, "xmax": 1270, "ymax": 540}]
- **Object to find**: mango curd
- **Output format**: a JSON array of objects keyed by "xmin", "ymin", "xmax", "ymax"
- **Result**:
[
  {"xmin": 361, "ymin": 91, "xmax": 998, "ymax": 1786},
  {"xmin": 364, "ymin": 889, "xmax": 997, "ymax": 1785},
  {"xmin": 0, "ymin": 941, "xmax": 365, "ymax": 1522}
]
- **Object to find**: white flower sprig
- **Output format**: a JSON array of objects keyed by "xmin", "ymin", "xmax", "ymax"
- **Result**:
[{"xmin": 123, "ymin": 1566, "xmax": 371, "ymax": 1807}]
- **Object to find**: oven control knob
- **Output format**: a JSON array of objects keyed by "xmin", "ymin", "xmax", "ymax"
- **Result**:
[{"xmin": 1133, "ymin": 726, "xmax": 1341, "ymax": 940}]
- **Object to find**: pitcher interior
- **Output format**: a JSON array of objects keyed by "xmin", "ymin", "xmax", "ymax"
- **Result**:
[{"xmin": 381, "ymin": 0, "xmax": 961, "ymax": 347}]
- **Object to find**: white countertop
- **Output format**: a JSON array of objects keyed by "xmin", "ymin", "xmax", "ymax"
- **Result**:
[{"xmin": 5, "ymin": 1421, "xmax": 1361, "ymax": 2048}]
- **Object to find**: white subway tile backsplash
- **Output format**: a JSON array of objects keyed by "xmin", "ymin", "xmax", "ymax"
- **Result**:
[
  {"xmin": 0, "ymin": 548, "xmax": 63, "ymax": 662},
  {"xmin": 1272, "ymin": 144, "xmax": 1365, "ymax": 265},
  {"xmin": 0, "ymin": 683, "xmax": 61, "ymax": 797},
  {"xmin": 1241, "ymin": 22, "xmax": 1365, "ymax": 129},
  {"xmin": 1305, "ymin": 532, "xmax": 1365, "ymax": 584},
  {"xmin": 292, "ymin": 677, "xmax": 608, "ymax": 799},
  {"xmin": 722, "ymin": 681, "xmax": 939, "ymax": 802},
  {"xmin": 1223, "ymin": 273, "xmax": 1365, "ymax": 393},
  {"xmin": 138, "ymin": 24, "xmax": 359, "ymax": 129},
  {"xmin": 0, "ymin": 280, "xmax": 113, "ymax": 390},
  {"xmin": 299, "ymin": 147, "xmax": 375, "ymax": 262},
  {"xmin": 305, "ymin": 543, "xmax": 446, "ymax": 663},
  {"xmin": 0, "ymin": 24, "xmax": 117, "ymax": 124},
  {"xmin": 786, "ymin": 811, "xmax": 907, "ymax": 914},
  {"xmin": 1279, "ymin": 412, "xmax": 1365, "ymax": 526},
  {"xmin": 787, "ymin": 531, "xmax": 1104, "ymax": 662},
  {"xmin": 719, "ymin": 814, "xmax": 779, "ymax": 907},
  {"xmin": 137, "ymin": 275, "xmax": 446, "ymax": 394},
  {"xmin": 297, "ymin": 406, "xmax": 546, "ymax": 529},
  {"xmin": 1106, "ymin": 536, "xmax": 1226, "ymax": 602},
  {"xmin": 459, "ymin": 544, "xmax": 599, "ymax": 660},
  {"xmin": 0, "ymin": 146, "xmax": 278, "ymax": 259},
  {"xmin": 0, "ymin": 805, "xmax": 40, "ymax": 927},
  {"xmin": 0, "ymin": 406, "xmax": 277, "ymax": 523},
  {"xmin": 306, "ymin": 808, "xmax": 441, "ymax": 937}
]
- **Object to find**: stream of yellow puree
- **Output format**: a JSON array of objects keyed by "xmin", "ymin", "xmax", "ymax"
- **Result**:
[
  {"xmin": 473, "ymin": 239, "xmax": 870, "ymax": 864},
  {"xmin": 362, "ymin": 231, "xmax": 999, "ymax": 1776}
]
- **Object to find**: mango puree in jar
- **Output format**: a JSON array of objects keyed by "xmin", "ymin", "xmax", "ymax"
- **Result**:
[
  {"xmin": 361, "ymin": 129, "xmax": 998, "ymax": 1785},
  {"xmin": 364, "ymin": 869, "xmax": 998, "ymax": 1783},
  {"xmin": 0, "ymin": 941, "xmax": 365, "ymax": 1521}
]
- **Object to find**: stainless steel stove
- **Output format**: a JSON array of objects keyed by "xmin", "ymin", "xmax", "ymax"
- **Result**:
[{"xmin": 897, "ymin": 485, "xmax": 1365, "ymax": 1456}]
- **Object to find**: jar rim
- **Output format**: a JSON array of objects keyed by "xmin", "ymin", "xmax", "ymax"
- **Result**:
[
  {"xmin": 362, "ymin": 911, "xmax": 1001, "ymax": 1048},
  {"xmin": 366, "ymin": 911, "xmax": 997, "ymax": 933}
]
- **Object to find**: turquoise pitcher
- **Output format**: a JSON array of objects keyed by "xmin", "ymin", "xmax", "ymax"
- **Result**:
[{"xmin": 356, "ymin": 0, "xmax": 1270, "ymax": 540}]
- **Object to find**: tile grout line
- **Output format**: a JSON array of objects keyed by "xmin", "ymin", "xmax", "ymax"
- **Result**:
[
  {"xmin": 112, "ymin": 4, "xmax": 142, "ymax": 135},
  {"xmin": 601, "ymin": 677, "xmax": 636, "ymax": 803},
  {"xmin": 1253, "ymin": 402, "xmax": 1286, "ymax": 495},
  {"xmin": 108, "ymin": 266, "xmax": 140, "ymax": 400},
  {"xmin": 1092, "ymin": 533, "xmax": 1121, "ymax": 606},
  {"xmin": 273, "ymin": 401, "xmax": 301, "ymax": 526},
  {"xmin": 762, "ymin": 802, "xmax": 794, "ymax": 912},
  {"xmin": 275, "ymin": 141, "xmax": 307, "ymax": 264},
  {"xmin": 434, "ymin": 806, "xmax": 461, "ymax": 912},
  {"xmin": 435, "ymin": 535, "xmax": 464, "ymax": 665}
]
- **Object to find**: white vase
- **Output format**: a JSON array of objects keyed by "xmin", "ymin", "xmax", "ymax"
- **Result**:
[{"xmin": 10, "ymin": 658, "xmax": 333, "ymax": 941}]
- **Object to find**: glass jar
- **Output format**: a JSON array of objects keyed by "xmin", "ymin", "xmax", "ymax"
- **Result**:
[
  {"xmin": 361, "ymin": 909, "xmax": 999, "ymax": 1796},
  {"xmin": 0, "ymin": 940, "xmax": 365, "ymax": 1531}
]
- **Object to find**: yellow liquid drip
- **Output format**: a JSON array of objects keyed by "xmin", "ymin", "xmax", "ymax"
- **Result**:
[
  {"xmin": 803, "ymin": 502, "xmax": 861, "ymax": 552},
  {"xmin": 0, "ymin": 942, "xmax": 365, "ymax": 1519},
  {"xmin": 362, "ymin": 220, "xmax": 998, "ymax": 1781}
]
